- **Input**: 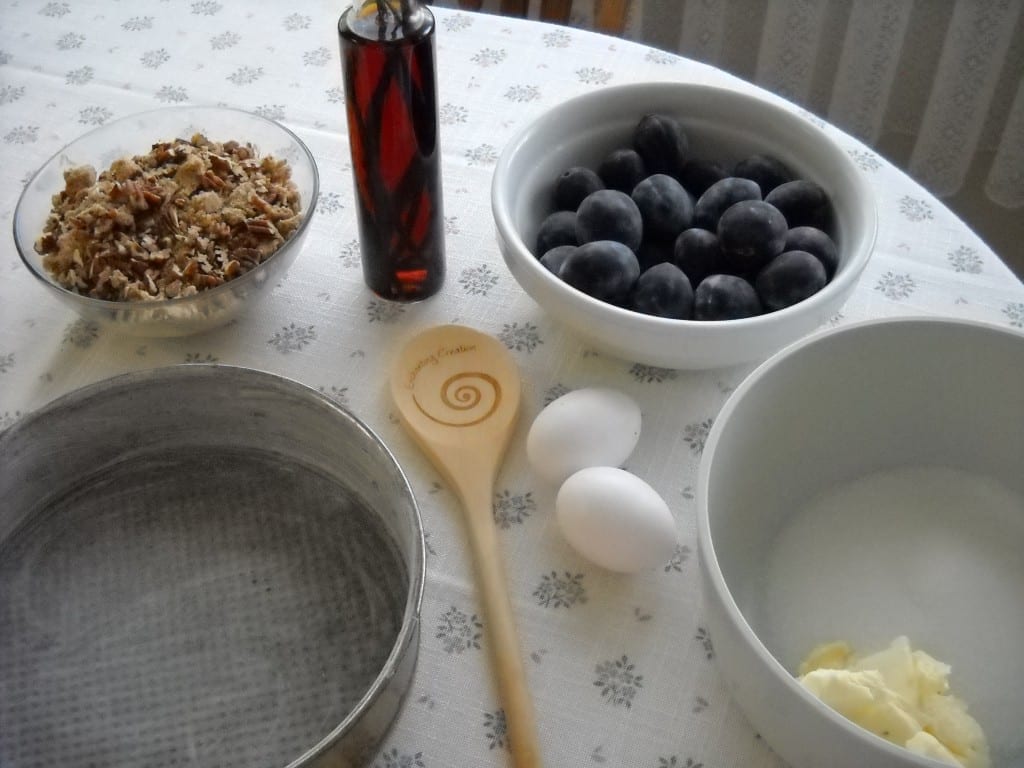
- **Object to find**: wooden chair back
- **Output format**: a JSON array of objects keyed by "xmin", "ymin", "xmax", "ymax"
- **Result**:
[{"xmin": 456, "ymin": 0, "xmax": 628, "ymax": 36}]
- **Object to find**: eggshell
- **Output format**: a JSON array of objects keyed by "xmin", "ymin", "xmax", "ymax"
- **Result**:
[
  {"xmin": 556, "ymin": 466, "xmax": 676, "ymax": 573},
  {"xmin": 526, "ymin": 387, "xmax": 641, "ymax": 485}
]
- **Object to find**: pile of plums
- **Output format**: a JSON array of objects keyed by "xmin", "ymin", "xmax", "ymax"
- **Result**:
[{"xmin": 534, "ymin": 113, "xmax": 839, "ymax": 320}]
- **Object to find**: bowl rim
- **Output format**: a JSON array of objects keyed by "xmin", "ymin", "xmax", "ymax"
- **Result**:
[
  {"xmin": 491, "ymin": 81, "xmax": 877, "ymax": 331},
  {"xmin": 12, "ymin": 105, "xmax": 321, "ymax": 312},
  {"xmin": 696, "ymin": 315, "xmax": 1024, "ymax": 765}
]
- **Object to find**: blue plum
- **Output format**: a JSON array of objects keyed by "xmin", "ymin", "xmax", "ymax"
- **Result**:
[
  {"xmin": 540, "ymin": 244, "xmax": 577, "ymax": 274},
  {"xmin": 535, "ymin": 210, "xmax": 577, "ymax": 255},
  {"xmin": 633, "ymin": 114, "xmax": 688, "ymax": 178},
  {"xmin": 733, "ymin": 153, "xmax": 794, "ymax": 195},
  {"xmin": 755, "ymin": 250, "xmax": 827, "ymax": 311},
  {"xmin": 694, "ymin": 274, "xmax": 762, "ymax": 320},
  {"xmin": 576, "ymin": 189, "xmax": 644, "ymax": 252},
  {"xmin": 717, "ymin": 199, "xmax": 787, "ymax": 273},
  {"xmin": 765, "ymin": 179, "xmax": 832, "ymax": 230},
  {"xmin": 559, "ymin": 240, "xmax": 641, "ymax": 304},
  {"xmin": 672, "ymin": 227, "xmax": 722, "ymax": 286},
  {"xmin": 784, "ymin": 226, "xmax": 839, "ymax": 278},
  {"xmin": 554, "ymin": 166, "xmax": 604, "ymax": 211},
  {"xmin": 679, "ymin": 159, "xmax": 728, "ymax": 198},
  {"xmin": 598, "ymin": 148, "xmax": 647, "ymax": 193},
  {"xmin": 693, "ymin": 176, "xmax": 761, "ymax": 231},
  {"xmin": 630, "ymin": 262, "xmax": 694, "ymax": 319},
  {"xmin": 631, "ymin": 173, "xmax": 693, "ymax": 241}
]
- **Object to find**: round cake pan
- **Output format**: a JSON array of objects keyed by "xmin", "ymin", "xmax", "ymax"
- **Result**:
[{"xmin": 0, "ymin": 365, "xmax": 424, "ymax": 768}]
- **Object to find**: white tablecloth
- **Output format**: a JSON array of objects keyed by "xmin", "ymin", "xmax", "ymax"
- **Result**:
[{"xmin": 2, "ymin": 3, "xmax": 1023, "ymax": 767}]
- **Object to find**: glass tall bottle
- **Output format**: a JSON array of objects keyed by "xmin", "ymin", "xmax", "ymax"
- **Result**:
[{"xmin": 339, "ymin": 0, "xmax": 445, "ymax": 302}]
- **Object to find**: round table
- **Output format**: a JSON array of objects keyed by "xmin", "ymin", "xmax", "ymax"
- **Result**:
[{"xmin": 1, "ymin": 4, "xmax": 1021, "ymax": 767}]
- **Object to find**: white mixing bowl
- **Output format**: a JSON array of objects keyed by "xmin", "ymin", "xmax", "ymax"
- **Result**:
[{"xmin": 698, "ymin": 317, "xmax": 1024, "ymax": 768}]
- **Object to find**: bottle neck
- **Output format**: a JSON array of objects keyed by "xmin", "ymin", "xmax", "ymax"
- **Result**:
[{"xmin": 346, "ymin": 0, "xmax": 430, "ymax": 41}]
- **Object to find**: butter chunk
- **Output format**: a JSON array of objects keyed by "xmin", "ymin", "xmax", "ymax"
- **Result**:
[
  {"xmin": 848, "ymin": 635, "xmax": 918, "ymax": 705},
  {"xmin": 906, "ymin": 732, "xmax": 961, "ymax": 766},
  {"xmin": 797, "ymin": 637, "xmax": 990, "ymax": 768},
  {"xmin": 798, "ymin": 640, "xmax": 852, "ymax": 676},
  {"xmin": 800, "ymin": 668, "xmax": 923, "ymax": 745},
  {"xmin": 923, "ymin": 691, "xmax": 991, "ymax": 768}
]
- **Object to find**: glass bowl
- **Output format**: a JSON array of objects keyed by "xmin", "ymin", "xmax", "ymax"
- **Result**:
[{"xmin": 13, "ymin": 106, "xmax": 319, "ymax": 337}]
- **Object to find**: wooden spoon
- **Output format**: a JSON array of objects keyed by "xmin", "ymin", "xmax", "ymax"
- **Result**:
[{"xmin": 391, "ymin": 324, "xmax": 540, "ymax": 768}]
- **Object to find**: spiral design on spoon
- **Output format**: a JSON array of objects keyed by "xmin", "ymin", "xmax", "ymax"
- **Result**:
[{"xmin": 414, "ymin": 372, "xmax": 501, "ymax": 427}]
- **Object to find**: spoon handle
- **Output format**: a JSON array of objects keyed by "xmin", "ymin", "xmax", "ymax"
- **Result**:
[{"xmin": 462, "ymin": 483, "xmax": 541, "ymax": 768}]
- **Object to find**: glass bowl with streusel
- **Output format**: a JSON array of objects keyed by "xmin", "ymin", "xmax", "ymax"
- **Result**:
[{"xmin": 13, "ymin": 106, "xmax": 319, "ymax": 336}]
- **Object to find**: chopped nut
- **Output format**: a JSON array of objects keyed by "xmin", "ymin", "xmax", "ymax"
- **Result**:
[
  {"xmin": 63, "ymin": 166, "xmax": 97, "ymax": 199},
  {"xmin": 34, "ymin": 133, "xmax": 303, "ymax": 302},
  {"xmin": 244, "ymin": 217, "xmax": 279, "ymax": 238},
  {"xmin": 109, "ymin": 157, "xmax": 141, "ymax": 182},
  {"xmin": 200, "ymin": 170, "xmax": 227, "ymax": 191}
]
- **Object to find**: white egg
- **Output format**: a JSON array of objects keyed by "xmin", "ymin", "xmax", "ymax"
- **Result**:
[
  {"xmin": 526, "ymin": 387, "xmax": 641, "ymax": 485},
  {"xmin": 556, "ymin": 466, "xmax": 676, "ymax": 573}
]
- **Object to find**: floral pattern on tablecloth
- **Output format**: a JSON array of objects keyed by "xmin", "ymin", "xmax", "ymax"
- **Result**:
[{"xmin": 1, "ymin": 3, "xmax": 1023, "ymax": 767}]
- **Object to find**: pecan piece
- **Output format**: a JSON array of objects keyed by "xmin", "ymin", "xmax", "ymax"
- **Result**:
[{"xmin": 244, "ymin": 217, "xmax": 280, "ymax": 239}]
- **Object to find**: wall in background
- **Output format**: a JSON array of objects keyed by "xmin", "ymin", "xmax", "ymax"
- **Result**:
[{"xmin": 440, "ymin": 0, "xmax": 1024, "ymax": 280}]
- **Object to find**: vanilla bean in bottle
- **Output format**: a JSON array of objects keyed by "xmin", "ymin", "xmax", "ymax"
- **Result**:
[{"xmin": 339, "ymin": 0, "xmax": 445, "ymax": 301}]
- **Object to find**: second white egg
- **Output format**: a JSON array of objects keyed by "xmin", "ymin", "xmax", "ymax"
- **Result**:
[
  {"xmin": 526, "ymin": 387, "xmax": 641, "ymax": 486},
  {"xmin": 556, "ymin": 466, "xmax": 677, "ymax": 573}
]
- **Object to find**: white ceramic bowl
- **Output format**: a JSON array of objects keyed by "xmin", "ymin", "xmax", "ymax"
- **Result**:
[
  {"xmin": 492, "ymin": 82, "xmax": 876, "ymax": 369},
  {"xmin": 697, "ymin": 318, "xmax": 1024, "ymax": 768},
  {"xmin": 13, "ymin": 106, "xmax": 319, "ymax": 337}
]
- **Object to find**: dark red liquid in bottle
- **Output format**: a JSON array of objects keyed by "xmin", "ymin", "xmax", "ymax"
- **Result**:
[{"xmin": 339, "ymin": 5, "xmax": 445, "ymax": 302}]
